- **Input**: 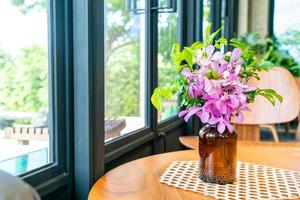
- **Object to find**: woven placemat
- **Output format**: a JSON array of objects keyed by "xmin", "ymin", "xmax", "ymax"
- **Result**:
[{"xmin": 160, "ymin": 161, "xmax": 300, "ymax": 200}]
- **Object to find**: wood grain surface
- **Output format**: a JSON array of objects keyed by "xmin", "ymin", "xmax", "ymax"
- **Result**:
[
  {"xmin": 235, "ymin": 67, "xmax": 299, "ymax": 125},
  {"xmin": 89, "ymin": 140, "xmax": 300, "ymax": 200}
]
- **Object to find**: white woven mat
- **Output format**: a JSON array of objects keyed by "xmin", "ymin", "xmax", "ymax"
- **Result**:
[{"xmin": 159, "ymin": 161, "xmax": 300, "ymax": 200}]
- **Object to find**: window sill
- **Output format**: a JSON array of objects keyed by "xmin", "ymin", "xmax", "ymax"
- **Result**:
[{"xmin": 105, "ymin": 128, "xmax": 154, "ymax": 164}]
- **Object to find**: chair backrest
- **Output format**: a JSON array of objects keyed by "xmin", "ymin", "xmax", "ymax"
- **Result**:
[
  {"xmin": 294, "ymin": 77, "xmax": 300, "ymax": 97},
  {"xmin": 237, "ymin": 67, "xmax": 300, "ymax": 125}
]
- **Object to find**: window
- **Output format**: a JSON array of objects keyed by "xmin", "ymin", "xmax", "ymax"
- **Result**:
[
  {"xmin": 203, "ymin": 0, "xmax": 211, "ymax": 40},
  {"xmin": 273, "ymin": 0, "xmax": 300, "ymax": 36},
  {"xmin": 0, "ymin": 0, "xmax": 50, "ymax": 175},
  {"xmin": 104, "ymin": 0, "xmax": 146, "ymax": 141},
  {"xmin": 273, "ymin": 0, "xmax": 300, "ymax": 65},
  {"xmin": 221, "ymin": 0, "xmax": 226, "ymax": 36},
  {"xmin": 157, "ymin": 0, "xmax": 180, "ymax": 122},
  {"xmin": 76, "ymin": 0, "xmax": 206, "ymax": 198},
  {"xmin": 104, "ymin": 0, "xmax": 184, "ymax": 141}
]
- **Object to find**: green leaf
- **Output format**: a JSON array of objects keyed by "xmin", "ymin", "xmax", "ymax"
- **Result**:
[
  {"xmin": 211, "ymin": 69, "xmax": 220, "ymax": 79},
  {"xmin": 151, "ymin": 86, "xmax": 177, "ymax": 112},
  {"xmin": 290, "ymin": 65, "xmax": 300, "ymax": 70},
  {"xmin": 182, "ymin": 49, "xmax": 194, "ymax": 67},
  {"xmin": 151, "ymin": 88, "xmax": 163, "ymax": 111},
  {"xmin": 207, "ymin": 28, "xmax": 221, "ymax": 45},
  {"xmin": 263, "ymin": 46, "xmax": 273, "ymax": 60},
  {"xmin": 190, "ymin": 41, "xmax": 204, "ymax": 50},
  {"xmin": 171, "ymin": 43, "xmax": 180, "ymax": 58},
  {"xmin": 260, "ymin": 89, "xmax": 283, "ymax": 103},
  {"xmin": 204, "ymin": 72, "xmax": 212, "ymax": 79},
  {"xmin": 259, "ymin": 93, "xmax": 275, "ymax": 105},
  {"xmin": 271, "ymin": 92, "xmax": 283, "ymax": 103},
  {"xmin": 215, "ymin": 37, "xmax": 228, "ymax": 49},
  {"xmin": 184, "ymin": 47, "xmax": 196, "ymax": 57},
  {"xmin": 214, "ymin": 43, "xmax": 220, "ymax": 49},
  {"xmin": 204, "ymin": 69, "xmax": 220, "ymax": 79},
  {"xmin": 230, "ymin": 38, "xmax": 238, "ymax": 43},
  {"xmin": 205, "ymin": 23, "xmax": 212, "ymax": 42},
  {"xmin": 218, "ymin": 37, "xmax": 228, "ymax": 45},
  {"xmin": 259, "ymin": 61, "xmax": 274, "ymax": 68},
  {"xmin": 176, "ymin": 64, "xmax": 188, "ymax": 72},
  {"xmin": 230, "ymin": 38, "xmax": 248, "ymax": 52},
  {"xmin": 171, "ymin": 43, "xmax": 192, "ymax": 72},
  {"xmin": 161, "ymin": 87, "xmax": 173, "ymax": 99}
]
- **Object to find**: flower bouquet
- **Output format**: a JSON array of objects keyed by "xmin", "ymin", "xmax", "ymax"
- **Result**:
[{"xmin": 151, "ymin": 24, "xmax": 282, "ymax": 184}]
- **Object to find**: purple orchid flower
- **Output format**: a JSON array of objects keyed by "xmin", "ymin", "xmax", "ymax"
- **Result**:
[
  {"xmin": 230, "ymin": 48, "xmax": 244, "ymax": 66},
  {"xmin": 216, "ymin": 116, "xmax": 234, "ymax": 133},
  {"xmin": 196, "ymin": 45, "xmax": 215, "ymax": 67},
  {"xmin": 211, "ymin": 51, "xmax": 228, "ymax": 75},
  {"xmin": 188, "ymin": 82, "xmax": 203, "ymax": 98},
  {"xmin": 177, "ymin": 45, "xmax": 255, "ymax": 134},
  {"xmin": 178, "ymin": 106, "xmax": 201, "ymax": 122}
]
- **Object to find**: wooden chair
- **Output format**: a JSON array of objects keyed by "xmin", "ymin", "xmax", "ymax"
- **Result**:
[
  {"xmin": 234, "ymin": 67, "xmax": 300, "ymax": 142},
  {"xmin": 293, "ymin": 77, "xmax": 300, "ymax": 141}
]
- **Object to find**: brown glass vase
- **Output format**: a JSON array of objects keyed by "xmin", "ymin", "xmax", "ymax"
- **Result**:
[{"xmin": 198, "ymin": 124, "xmax": 237, "ymax": 184}]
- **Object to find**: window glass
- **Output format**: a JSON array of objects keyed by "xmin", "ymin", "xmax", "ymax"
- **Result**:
[
  {"xmin": 203, "ymin": 0, "xmax": 211, "ymax": 39},
  {"xmin": 221, "ymin": 0, "xmax": 226, "ymax": 37},
  {"xmin": 157, "ymin": 0, "xmax": 179, "ymax": 122},
  {"xmin": 104, "ymin": 0, "xmax": 146, "ymax": 141},
  {"xmin": 0, "ymin": 0, "xmax": 50, "ymax": 175},
  {"xmin": 274, "ymin": 0, "xmax": 300, "ymax": 65},
  {"xmin": 274, "ymin": 0, "xmax": 300, "ymax": 36}
]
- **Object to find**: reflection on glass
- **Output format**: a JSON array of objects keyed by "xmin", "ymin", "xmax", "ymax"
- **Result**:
[
  {"xmin": 274, "ymin": 0, "xmax": 300, "ymax": 65},
  {"xmin": 105, "ymin": 0, "xmax": 146, "ymax": 141},
  {"xmin": 0, "ymin": 0, "xmax": 50, "ymax": 175},
  {"xmin": 274, "ymin": 0, "xmax": 300, "ymax": 36},
  {"xmin": 221, "ymin": 0, "xmax": 226, "ymax": 37},
  {"xmin": 157, "ymin": 1, "xmax": 179, "ymax": 122},
  {"xmin": 158, "ymin": 0, "xmax": 169, "ymax": 7},
  {"xmin": 203, "ymin": 0, "xmax": 211, "ymax": 39}
]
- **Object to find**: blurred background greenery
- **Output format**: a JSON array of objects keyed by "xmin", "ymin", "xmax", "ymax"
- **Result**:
[
  {"xmin": 2, "ymin": 0, "xmax": 300, "ymax": 124},
  {"xmin": 237, "ymin": 31, "xmax": 300, "ymax": 77}
]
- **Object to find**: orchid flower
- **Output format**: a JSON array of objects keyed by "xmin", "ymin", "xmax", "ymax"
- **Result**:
[
  {"xmin": 179, "ymin": 106, "xmax": 201, "ymax": 122},
  {"xmin": 151, "ymin": 29, "xmax": 282, "ymax": 135},
  {"xmin": 196, "ymin": 45, "xmax": 215, "ymax": 67}
]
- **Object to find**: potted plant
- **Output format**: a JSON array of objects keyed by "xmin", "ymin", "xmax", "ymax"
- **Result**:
[{"xmin": 151, "ymin": 24, "xmax": 282, "ymax": 184}]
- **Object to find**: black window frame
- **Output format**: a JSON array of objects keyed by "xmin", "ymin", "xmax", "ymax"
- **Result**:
[
  {"xmin": 103, "ymin": 0, "xmax": 190, "ymax": 160},
  {"xmin": 35, "ymin": 0, "xmax": 239, "ymax": 199},
  {"xmin": 224, "ymin": 0, "xmax": 239, "ymax": 39},
  {"xmin": 20, "ymin": 0, "xmax": 74, "ymax": 198},
  {"xmin": 210, "ymin": 0, "xmax": 238, "ymax": 40},
  {"xmin": 102, "ymin": 0, "xmax": 237, "ymax": 164},
  {"xmin": 4, "ymin": 0, "xmax": 241, "ymax": 199},
  {"xmin": 268, "ymin": 0, "xmax": 275, "ymax": 37}
]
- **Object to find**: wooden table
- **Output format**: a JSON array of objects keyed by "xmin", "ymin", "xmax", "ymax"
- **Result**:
[{"xmin": 89, "ymin": 141, "xmax": 300, "ymax": 200}]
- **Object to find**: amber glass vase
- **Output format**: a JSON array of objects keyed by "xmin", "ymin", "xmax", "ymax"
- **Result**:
[{"xmin": 198, "ymin": 124, "xmax": 237, "ymax": 184}]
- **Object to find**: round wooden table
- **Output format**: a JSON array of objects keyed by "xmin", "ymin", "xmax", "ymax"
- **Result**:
[{"xmin": 89, "ymin": 141, "xmax": 300, "ymax": 200}]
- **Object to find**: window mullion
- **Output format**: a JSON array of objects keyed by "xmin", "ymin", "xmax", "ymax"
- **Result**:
[
  {"xmin": 211, "ymin": 0, "xmax": 222, "ymax": 37},
  {"xmin": 146, "ymin": 0, "xmax": 159, "ymax": 153}
]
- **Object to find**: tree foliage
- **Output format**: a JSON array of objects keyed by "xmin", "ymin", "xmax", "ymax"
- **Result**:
[
  {"xmin": 10, "ymin": 0, "xmax": 46, "ymax": 14},
  {"xmin": 0, "ymin": 0, "xmax": 48, "ymax": 123},
  {"xmin": 237, "ymin": 31, "xmax": 300, "ymax": 77},
  {"xmin": 5, "ymin": 0, "xmax": 178, "ymax": 119},
  {"xmin": 0, "ymin": 45, "xmax": 48, "ymax": 112},
  {"xmin": 106, "ymin": 43, "xmax": 140, "ymax": 117},
  {"xmin": 105, "ymin": 1, "xmax": 179, "ymax": 118}
]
